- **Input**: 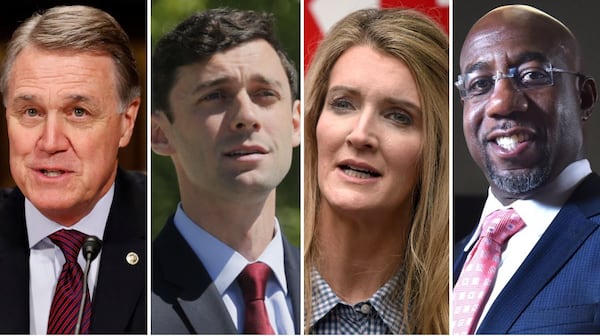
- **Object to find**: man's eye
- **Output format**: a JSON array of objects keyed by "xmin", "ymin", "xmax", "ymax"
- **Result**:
[
  {"xmin": 520, "ymin": 69, "xmax": 551, "ymax": 86},
  {"xmin": 201, "ymin": 91, "xmax": 225, "ymax": 102},
  {"xmin": 73, "ymin": 108, "xmax": 87, "ymax": 117},
  {"xmin": 26, "ymin": 108, "xmax": 39, "ymax": 117},
  {"xmin": 468, "ymin": 77, "xmax": 494, "ymax": 95}
]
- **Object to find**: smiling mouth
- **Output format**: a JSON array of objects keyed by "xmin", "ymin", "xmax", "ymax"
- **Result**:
[
  {"xmin": 494, "ymin": 133, "xmax": 531, "ymax": 151},
  {"xmin": 340, "ymin": 165, "xmax": 381, "ymax": 179},
  {"xmin": 40, "ymin": 169, "xmax": 66, "ymax": 177}
]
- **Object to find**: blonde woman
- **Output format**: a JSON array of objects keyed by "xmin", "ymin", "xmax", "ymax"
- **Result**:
[{"xmin": 304, "ymin": 8, "xmax": 449, "ymax": 334}]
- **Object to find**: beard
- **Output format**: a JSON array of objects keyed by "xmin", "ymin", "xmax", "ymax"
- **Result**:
[{"xmin": 485, "ymin": 153, "xmax": 551, "ymax": 195}]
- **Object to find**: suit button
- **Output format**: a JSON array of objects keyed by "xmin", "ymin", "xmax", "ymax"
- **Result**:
[{"xmin": 126, "ymin": 252, "xmax": 139, "ymax": 265}]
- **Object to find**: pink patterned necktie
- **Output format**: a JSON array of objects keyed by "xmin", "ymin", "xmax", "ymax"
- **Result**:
[
  {"xmin": 453, "ymin": 208, "xmax": 525, "ymax": 334},
  {"xmin": 237, "ymin": 262, "xmax": 275, "ymax": 334},
  {"xmin": 47, "ymin": 229, "xmax": 92, "ymax": 334}
]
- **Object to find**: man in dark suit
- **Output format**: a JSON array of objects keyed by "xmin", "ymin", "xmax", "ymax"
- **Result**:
[
  {"xmin": 0, "ymin": 5, "xmax": 146, "ymax": 334},
  {"xmin": 150, "ymin": 8, "xmax": 301, "ymax": 335},
  {"xmin": 453, "ymin": 4, "xmax": 600, "ymax": 334}
]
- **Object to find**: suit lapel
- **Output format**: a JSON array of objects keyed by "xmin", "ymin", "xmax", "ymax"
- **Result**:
[
  {"xmin": 282, "ymin": 236, "xmax": 301, "ymax": 334},
  {"xmin": 478, "ymin": 174, "xmax": 600, "ymax": 333},
  {"xmin": 90, "ymin": 170, "xmax": 146, "ymax": 332},
  {"xmin": 154, "ymin": 218, "xmax": 236, "ymax": 334},
  {"xmin": 0, "ymin": 189, "xmax": 29, "ymax": 333}
]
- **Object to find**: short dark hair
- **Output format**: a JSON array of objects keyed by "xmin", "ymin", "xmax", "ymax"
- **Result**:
[{"xmin": 152, "ymin": 8, "xmax": 298, "ymax": 121}]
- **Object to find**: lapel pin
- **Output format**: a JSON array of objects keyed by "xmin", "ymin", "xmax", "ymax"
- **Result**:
[{"xmin": 126, "ymin": 252, "xmax": 139, "ymax": 265}]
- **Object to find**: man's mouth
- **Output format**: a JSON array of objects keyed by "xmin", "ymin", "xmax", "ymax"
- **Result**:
[
  {"xmin": 340, "ymin": 164, "xmax": 381, "ymax": 179},
  {"xmin": 224, "ymin": 145, "xmax": 268, "ymax": 158},
  {"xmin": 494, "ymin": 133, "xmax": 531, "ymax": 151},
  {"xmin": 224, "ymin": 149, "xmax": 265, "ymax": 157},
  {"xmin": 40, "ymin": 169, "xmax": 65, "ymax": 177}
]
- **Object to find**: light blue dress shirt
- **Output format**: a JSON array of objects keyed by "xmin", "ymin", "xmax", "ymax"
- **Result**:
[
  {"xmin": 173, "ymin": 203, "xmax": 295, "ymax": 334},
  {"xmin": 26, "ymin": 184, "xmax": 113, "ymax": 334}
]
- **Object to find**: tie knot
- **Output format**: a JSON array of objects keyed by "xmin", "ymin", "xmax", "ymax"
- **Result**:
[
  {"xmin": 238, "ymin": 262, "xmax": 271, "ymax": 302},
  {"xmin": 481, "ymin": 208, "xmax": 525, "ymax": 245},
  {"xmin": 49, "ymin": 229, "xmax": 87, "ymax": 263}
]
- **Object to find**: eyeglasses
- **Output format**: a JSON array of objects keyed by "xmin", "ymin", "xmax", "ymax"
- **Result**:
[{"xmin": 455, "ymin": 63, "xmax": 585, "ymax": 100}]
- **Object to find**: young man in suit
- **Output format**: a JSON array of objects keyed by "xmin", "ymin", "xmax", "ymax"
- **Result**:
[
  {"xmin": 150, "ymin": 8, "xmax": 301, "ymax": 334},
  {"xmin": 0, "ymin": 5, "xmax": 146, "ymax": 334},
  {"xmin": 453, "ymin": 4, "xmax": 600, "ymax": 334}
]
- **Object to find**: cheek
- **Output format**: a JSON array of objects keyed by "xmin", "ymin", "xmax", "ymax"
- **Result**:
[
  {"xmin": 387, "ymin": 135, "xmax": 422, "ymax": 183},
  {"xmin": 315, "ymin": 117, "xmax": 340, "ymax": 165}
]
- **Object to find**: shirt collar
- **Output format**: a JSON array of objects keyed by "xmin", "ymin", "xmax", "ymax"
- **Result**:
[
  {"xmin": 310, "ymin": 266, "xmax": 406, "ymax": 334},
  {"xmin": 26, "ymin": 183, "xmax": 114, "ymax": 248},
  {"xmin": 464, "ymin": 159, "xmax": 592, "ymax": 251},
  {"xmin": 173, "ymin": 203, "xmax": 288, "ymax": 295}
]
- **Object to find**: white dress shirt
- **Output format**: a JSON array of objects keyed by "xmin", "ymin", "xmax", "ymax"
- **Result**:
[
  {"xmin": 462, "ymin": 159, "xmax": 592, "ymax": 331},
  {"xmin": 27, "ymin": 184, "xmax": 113, "ymax": 334},
  {"xmin": 173, "ymin": 203, "xmax": 294, "ymax": 334}
]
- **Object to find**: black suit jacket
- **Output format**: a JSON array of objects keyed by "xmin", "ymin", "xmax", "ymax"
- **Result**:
[
  {"xmin": 0, "ymin": 168, "xmax": 147, "ymax": 334},
  {"xmin": 454, "ymin": 173, "xmax": 600, "ymax": 334},
  {"xmin": 152, "ymin": 217, "xmax": 301, "ymax": 334}
]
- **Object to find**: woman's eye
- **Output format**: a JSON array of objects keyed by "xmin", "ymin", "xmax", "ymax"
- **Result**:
[
  {"xmin": 329, "ymin": 98, "xmax": 354, "ymax": 110},
  {"xmin": 387, "ymin": 111, "xmax": 412, "ymax": 125}
]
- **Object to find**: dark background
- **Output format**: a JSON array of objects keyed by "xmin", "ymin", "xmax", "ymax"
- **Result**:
[
  {"xmin": 453, "ymin": 0, "xmax": 600, "ymax": 242},
  {"xmin": 0, "ymin": 0, "xmax": 147, "ymax": 188}
]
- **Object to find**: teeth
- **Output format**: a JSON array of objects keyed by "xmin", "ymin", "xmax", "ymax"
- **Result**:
[
  {"xmin": 496, "ymin": 134, "xmax": 528, "ymax": 151},
  {"xmin": 42, "ymin": 170, "xmax": 63, "ymax": 177},
  {"xmin": 342, "ymin": 165, "xmax": 379, "ymax": 178}
]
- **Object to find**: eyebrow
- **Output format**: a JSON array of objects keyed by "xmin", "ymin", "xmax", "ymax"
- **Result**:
[
  {"xmin": 327, "ymin": 85, "xmax": 422, "ymax": 111},
  {"xmin": 192, "ymin": 74, "xmax": 285, "ymax": 95},
  {"xmin": 463, "ymin": 51, "xmax": 550, "ymax": 74}
]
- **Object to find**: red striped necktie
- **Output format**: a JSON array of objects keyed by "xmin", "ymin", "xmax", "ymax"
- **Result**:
[{"xmin": 47, "ymin": 229, "xmax": 92, "ymax": 334}]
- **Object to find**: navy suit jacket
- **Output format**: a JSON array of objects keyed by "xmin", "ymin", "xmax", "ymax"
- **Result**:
[
  {"xmin": 454, "ymin": 173, "xmax": 600, "ymax": 334},
  {"xmin": 152, "ymin": 217, "xmax": 301, "ymax": 334},
  {"xmin": 0, "ymin": 169, "xmax": 147, "ymax": 334}
]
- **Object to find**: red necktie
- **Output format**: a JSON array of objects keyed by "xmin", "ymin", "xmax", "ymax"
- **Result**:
[
  {"xmin": 453, "ymin": 208, "xmax": 525, "ymax": 334},
  {"xmin": 237, "ymin": 262, "xmax": 275, "ymax": 334},
  {"xmin": 47, "ymin": 229, "xmax": 92, "ymax": 334}
]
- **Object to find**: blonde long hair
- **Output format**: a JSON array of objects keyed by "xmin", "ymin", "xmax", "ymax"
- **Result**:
[{"xmin": 304, "ymin": 8, "xmax": 449, "ymax": 334}]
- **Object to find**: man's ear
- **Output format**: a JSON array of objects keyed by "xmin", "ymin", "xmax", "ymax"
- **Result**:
[
  {"xmin": 118, "ymin": 97, "xmax": 140, "ymax": 148},
  {"xmin": 291, "ymin": 100, "xmax": 301, "ymax": 147},
  {"xmin": 580, "ymin": 76, "xmax": 597, "ymax": 121},
  {"xmin": 151, "ymin": 111, "xmax": 175, "ymax": 156}
]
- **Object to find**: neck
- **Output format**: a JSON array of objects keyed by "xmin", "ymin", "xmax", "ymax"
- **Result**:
[
  {"xmin": 181, "ymin": 189, "xmax": 277, "ymax": 261},
  {"xmin": 316, "ymin": 200, "xmax": 409, "ymax": 304}
]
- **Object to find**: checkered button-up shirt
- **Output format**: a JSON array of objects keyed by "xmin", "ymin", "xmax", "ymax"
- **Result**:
[{"xmin": 309, "ymin": 267, "xmax": 408, "ymax": 334}]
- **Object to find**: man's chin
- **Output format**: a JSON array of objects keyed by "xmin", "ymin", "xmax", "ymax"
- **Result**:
[{"xmin": 488, "ymin": 167, "xmax": 550, "ymax": 196}]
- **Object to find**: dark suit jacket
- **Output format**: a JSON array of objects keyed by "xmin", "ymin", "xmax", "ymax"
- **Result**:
[
  {"xmin": 152, "ymin": 217, "xmax": 301, "ymax": 334},
  {"xmin": 454, "ymin": 173, "xmax": 600, "ymax": 334},
  {"xmin": 0, "ymin": 168, "xmax": 147, "ymax": 334}
]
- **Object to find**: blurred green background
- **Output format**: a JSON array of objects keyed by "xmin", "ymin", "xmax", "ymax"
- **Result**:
[{"xmin": 150, "ymin": 0, "xmax": 300, "ymax": 247}]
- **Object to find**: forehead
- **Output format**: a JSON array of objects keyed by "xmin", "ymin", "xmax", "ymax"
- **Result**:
[
  {"xmin": 8, "ymin": 45, "xmax": 118, "ymax": 96},
  {"xmin": 329, "ymin": 45, "xmax": 421, "ymax": 106},
  {"xmin": 173, "ymin": 39, "xmax": 289, "ymax": 92},
  {"xmin": 460, "ymin": 16, "xmax": 575, "ymax": 72}
]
